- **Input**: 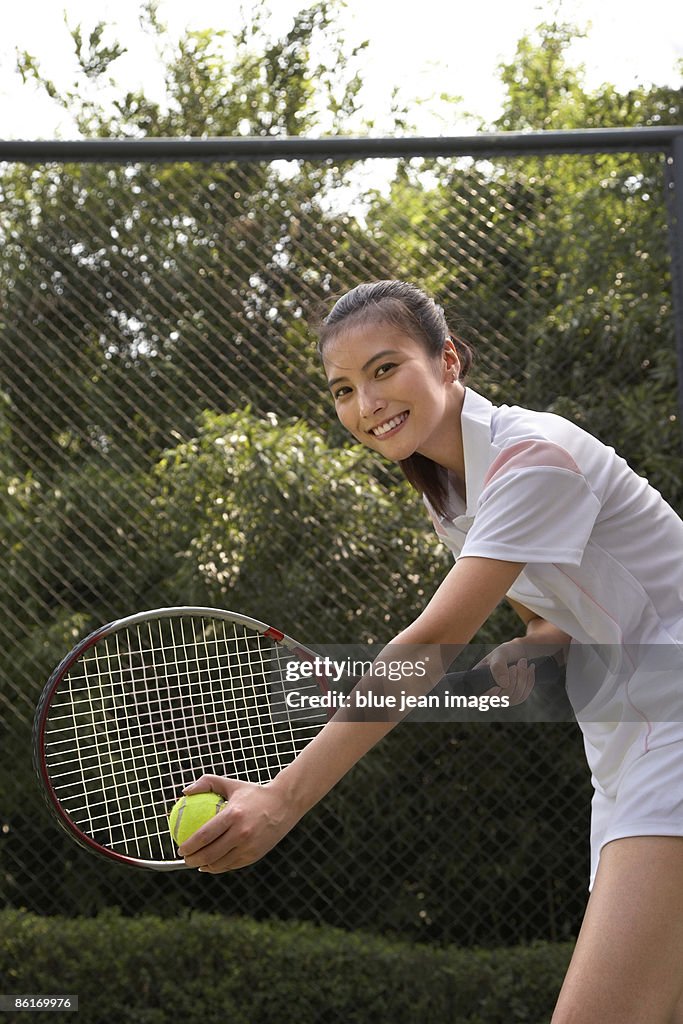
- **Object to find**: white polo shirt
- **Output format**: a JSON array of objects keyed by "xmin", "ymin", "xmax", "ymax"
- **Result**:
[
  {"xmin": 425, "ymin": 387, "xmax": 683, "ymax": 807},
  {"xmin": 426, "ymin": 387, "xmax": 683, "ymax": 649}
]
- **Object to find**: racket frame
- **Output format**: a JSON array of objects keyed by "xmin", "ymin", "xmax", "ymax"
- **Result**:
[
  {"xmin": 34, "ymin": 607, "xmax": 566, "ymax": 871},
  {"xmin": 33, "ymin": 607, "xmax": 327, "ymax": 871}
]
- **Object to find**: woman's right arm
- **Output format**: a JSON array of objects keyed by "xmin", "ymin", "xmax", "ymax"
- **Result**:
[{"xmin": 477, "ymin": 598, "xmax": 571, "ymax": 698}]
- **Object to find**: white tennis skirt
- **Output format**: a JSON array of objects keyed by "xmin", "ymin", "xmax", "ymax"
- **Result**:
[{"xmin": 566, "ymin": 643, "xmax": 683, "ymax": 888}]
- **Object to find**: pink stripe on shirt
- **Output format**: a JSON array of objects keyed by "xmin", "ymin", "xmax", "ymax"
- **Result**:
[{"xmin": 483, "ymin": 439, "xmax": 583, "ymax": 488}]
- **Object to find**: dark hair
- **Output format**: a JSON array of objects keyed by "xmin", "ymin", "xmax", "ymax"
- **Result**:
[{"xmin": 318, "ymin": 281, "xmax": 474, "ymax": 517}]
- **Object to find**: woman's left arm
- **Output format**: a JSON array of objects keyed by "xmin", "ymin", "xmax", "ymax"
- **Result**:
[{"xmin": 179, "ymin": 555, "xmax": 524, "ymax": 872}]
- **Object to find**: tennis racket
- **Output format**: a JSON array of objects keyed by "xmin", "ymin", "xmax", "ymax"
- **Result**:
[{"xmin": 33, "ymin": 606, "xmax": 565, "ymax": 871}]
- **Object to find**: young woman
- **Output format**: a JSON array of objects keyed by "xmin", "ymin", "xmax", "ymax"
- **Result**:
[{"xmin": 180, "ymin": 281, "xmax": 683, "ymax": 1024}]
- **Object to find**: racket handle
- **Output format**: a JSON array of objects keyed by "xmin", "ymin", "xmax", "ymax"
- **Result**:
[{"xmin": 444, "ymin": 654, "xmax": 565, "ymax": 698}]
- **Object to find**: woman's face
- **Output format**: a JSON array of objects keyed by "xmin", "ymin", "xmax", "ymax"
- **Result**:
[{"xmin": 322, "ymin": 319, "xmax": 460, "ymax": 463}]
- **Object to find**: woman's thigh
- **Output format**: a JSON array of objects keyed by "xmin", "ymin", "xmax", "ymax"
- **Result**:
[{"xmin": 552, "ymin": 836, "xmax": 683, "ymax": 1024}]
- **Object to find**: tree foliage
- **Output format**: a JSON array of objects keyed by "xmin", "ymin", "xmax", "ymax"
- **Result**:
[
  {"xmin": 1, "ymin": 10, "xmax": 681, "ymax": 942},
  {"xmin": 361, "ymin": 20, "xmax": 682, "ymax": 504},
  {"xmin": 2, "ymin": 2, "xmax": 377, "ymax": 477}
]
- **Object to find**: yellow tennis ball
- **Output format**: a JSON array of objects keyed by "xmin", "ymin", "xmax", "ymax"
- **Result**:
[{"xmin": 168, "ymin": 792, "xmax": 226, "ymax": 846}]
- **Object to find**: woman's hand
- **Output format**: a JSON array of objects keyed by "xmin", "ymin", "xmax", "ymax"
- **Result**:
[
  {"xmin": 476, "ymin": 637, "xmax": 539, "ymax": 705},
  {"xmin": 477, "ymin": 619, "xmax": 571, "ymax": 706},
  {"xmin": 177, "ymin": 774, "xmax": 301, "ymax": 874}
]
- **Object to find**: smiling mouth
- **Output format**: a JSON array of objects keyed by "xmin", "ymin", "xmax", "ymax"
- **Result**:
[{"xmin": 369, "ymin": 411, "xmax": 409, "ymax": 437}]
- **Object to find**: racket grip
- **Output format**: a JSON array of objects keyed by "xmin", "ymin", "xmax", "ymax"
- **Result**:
[{"xmin": 444, "ymin": 654, "xmax": 564, "ymax": 698}]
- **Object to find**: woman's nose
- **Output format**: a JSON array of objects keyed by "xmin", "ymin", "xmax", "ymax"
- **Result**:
[{"xmin": 358, "ymin": 385, "xmax": 386, "ymax": 420}]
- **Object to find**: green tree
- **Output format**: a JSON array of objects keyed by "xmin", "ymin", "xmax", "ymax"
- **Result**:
[
  {"xmin": 3, "ymin": 11, "xmax": 682, "ymax": 945},
  {"xmin": 359, "ymin": 21, "xmax": 682, "ymax": 505},
  {"xmin": 493, "ymin": 21, "xmax": 682, "ymax": 503},
  {"xmin": 2, "ymin": 1, "xmax": 373, "ymax": 476},
  {"xmin": 151, "ymin": 408, "xmax": 449, "ymax": 641}
]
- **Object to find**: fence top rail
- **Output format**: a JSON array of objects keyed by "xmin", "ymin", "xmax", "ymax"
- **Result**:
[{"xmin": 1, "ymin": 126, "xmax": 683, "ymax": 164}]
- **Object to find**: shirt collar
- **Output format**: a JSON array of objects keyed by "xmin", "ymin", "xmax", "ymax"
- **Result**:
[{"xmin": 453, "ymin": 386, "xmax": 496, "ymax": 518}]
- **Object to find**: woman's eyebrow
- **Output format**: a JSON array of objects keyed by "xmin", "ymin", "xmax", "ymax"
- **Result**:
[{"xmin": 327, "ymin": 349, "xmax": 402, "ymax": 390}]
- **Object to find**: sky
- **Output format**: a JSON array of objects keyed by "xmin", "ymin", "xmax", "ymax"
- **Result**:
[{"xmin": 0, "ymin": 0, "xmax": 681, "ymax": 138}]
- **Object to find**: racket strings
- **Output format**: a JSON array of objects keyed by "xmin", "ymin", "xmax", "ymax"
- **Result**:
[{"xmin": 41, "ymin": 616, "xmax": 324, "ymax": 862}]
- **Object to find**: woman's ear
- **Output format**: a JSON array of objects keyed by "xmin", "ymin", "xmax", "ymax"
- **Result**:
[{"xmin": 443, "ymin": 337, "xmax": 461, "ymax": 382}]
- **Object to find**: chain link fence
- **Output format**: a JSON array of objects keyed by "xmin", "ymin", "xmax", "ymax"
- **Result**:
[{"xmin": 1, "ymin": 131, "xmax": 682, "ymax": 948}]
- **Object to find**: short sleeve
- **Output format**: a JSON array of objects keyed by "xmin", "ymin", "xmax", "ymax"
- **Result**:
[{"xmin": 459, "ymin": 439, "xmax": 601, "ymax": 565}]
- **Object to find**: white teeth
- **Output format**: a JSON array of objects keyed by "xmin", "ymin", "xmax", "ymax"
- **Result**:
[{"xmin": 371, "ymin": 412, "xmax": 408, "ymax": 436}]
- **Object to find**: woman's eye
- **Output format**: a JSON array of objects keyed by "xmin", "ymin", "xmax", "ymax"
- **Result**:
[
  {"xmin": 333, "ymin": 385, "xmax": 351, "ymax": 399},
  {"xmin": 376, "ymin": 362, "xmax": 396, "ymax": 377}
]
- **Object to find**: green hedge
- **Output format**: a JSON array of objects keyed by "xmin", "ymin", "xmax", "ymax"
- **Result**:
[{"xmin": 0, "ymin": 909, "xmax": 572, "ymax": 1023}]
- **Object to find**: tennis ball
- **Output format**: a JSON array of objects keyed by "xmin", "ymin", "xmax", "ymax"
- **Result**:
[{"xmin": 168, "ymin": 792, "xmax": 226, "ymax": 847}]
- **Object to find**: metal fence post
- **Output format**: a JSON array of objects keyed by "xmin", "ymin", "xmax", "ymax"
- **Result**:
[{"xmin": 665, "ymin": 133, "xmax": 683, "ymax": 437}]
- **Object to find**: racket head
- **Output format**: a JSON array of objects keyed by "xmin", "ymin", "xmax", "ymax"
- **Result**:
[{"xmin": 33, "ymin": 607, "xmax": 328, "ymax": 871}]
